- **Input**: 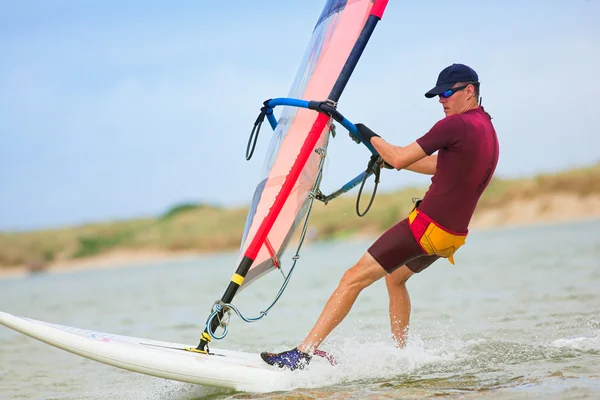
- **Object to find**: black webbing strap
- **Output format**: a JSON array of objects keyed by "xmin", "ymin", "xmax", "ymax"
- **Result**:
[
  {"xmin": 356, "ymin": 154, "xmax": 382, "ymax": 217},
  {"xmin": 246, "ymin": 100, "xmax": 273, "ymax": 161}
]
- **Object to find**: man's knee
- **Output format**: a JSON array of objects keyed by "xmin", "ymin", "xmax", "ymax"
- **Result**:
[
  {"xmin": 385, "ymin": 265, "xmax": 414, "ymax": 289},
  {"xmin": 340, "ymin": 253, "xmax": 387, "ymax": 290}
]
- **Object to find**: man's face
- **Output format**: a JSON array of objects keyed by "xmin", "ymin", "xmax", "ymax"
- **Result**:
[{"xmin": 438, "ymin": 83, "xmax": 472, "ymax": 116}]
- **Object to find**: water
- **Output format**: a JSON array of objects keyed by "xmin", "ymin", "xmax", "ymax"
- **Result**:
[{"xmin": 1, "ymin": 219, "xmax": 599, "ymax": 399}]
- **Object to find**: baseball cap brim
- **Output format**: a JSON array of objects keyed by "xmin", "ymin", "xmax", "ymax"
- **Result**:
[{"xmin": 424, "ymin": 82, "xmax": 455, "ymax": 98}]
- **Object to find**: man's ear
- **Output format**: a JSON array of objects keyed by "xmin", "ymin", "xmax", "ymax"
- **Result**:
[{"xmin": 467, "ymin": 84, "xmax": 476, "ymax": 99}]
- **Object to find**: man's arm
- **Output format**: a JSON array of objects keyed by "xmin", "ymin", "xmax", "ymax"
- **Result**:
[
  {"xmin": 404, "ymin": 154, "xmax": 437, "ymax": 175},
  {"xmin": 371, "ymin": 137, "xmax": 437, "ymax": 175}
]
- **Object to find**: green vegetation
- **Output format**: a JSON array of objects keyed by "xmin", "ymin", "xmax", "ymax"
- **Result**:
[
  {"xmin": 160, "ymin": 202, "xmax": 219, "ymax": 220},
  {"xmin": 1, "ymin": 162, "xmax": 599, "ymax": 269}
]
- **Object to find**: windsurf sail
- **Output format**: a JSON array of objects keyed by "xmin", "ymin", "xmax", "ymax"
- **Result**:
[{"xmin": 194, "ymin": 0, "xmax": 390, "ymax": 353}]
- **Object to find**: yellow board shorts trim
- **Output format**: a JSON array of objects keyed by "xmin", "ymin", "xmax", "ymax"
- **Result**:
[{"xmin": 408, "ymin": 209, "xmax": 467, "ymax": 264}]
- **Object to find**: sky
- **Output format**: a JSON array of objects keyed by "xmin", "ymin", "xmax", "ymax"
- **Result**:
[{"xmin": 1, "ymin": 0, "xmax": 599, "ymax": 231}]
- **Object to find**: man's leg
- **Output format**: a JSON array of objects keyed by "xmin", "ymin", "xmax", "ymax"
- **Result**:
[
  {"xmin": 385, "ymin": 265, "xmax": 414, "ymax": 347},
  {"xmin": 385, "ymin": 255, "xmax": 439, "ymax": 347},
  {"xmin": 261, "ymin": 218, "xmax": 425, "ymax": 369},
  {"xmin": 371, "ymin": 218, "xmax": 441, "ymax": 348},
  {"xmin": 297, "ymin": 251, "xmax": 388, "ymax": 353}
]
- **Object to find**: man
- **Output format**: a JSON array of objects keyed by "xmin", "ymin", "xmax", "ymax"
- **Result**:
[{"xmin": 261, "ymin": 63, "xmax": 499, "ymax": 370}]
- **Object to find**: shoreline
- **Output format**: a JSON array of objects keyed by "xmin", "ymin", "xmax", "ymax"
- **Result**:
[
  {"xmin": 0, "ymin": 250, "xmax": 203, "ymax": 279},
  {"xmin": 3, "ymin": 163, "xmax": 598, "ymax": 278},
  {"xmin": 2, "ymin": 209, "xmax": 599, "ymax": 280}
]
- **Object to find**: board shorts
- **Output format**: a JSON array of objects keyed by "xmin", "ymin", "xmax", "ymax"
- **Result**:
[{"xmin": 368, "ymin": 218, "xmax": 440, "ymax": 274}]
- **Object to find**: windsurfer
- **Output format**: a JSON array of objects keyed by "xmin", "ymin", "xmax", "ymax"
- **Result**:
[{"xmin": 261, "ymin": 63, "xmax": 499, "ymax": 370}]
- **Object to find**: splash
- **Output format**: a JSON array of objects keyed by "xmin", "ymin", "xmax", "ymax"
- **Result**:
[
  {"xmin": 258, "ymin": 332, "xmax": 461, "ymax": 392},
  {"xmin": 551, "ymin": 331, "xmax": 600, "ymax": 351}
]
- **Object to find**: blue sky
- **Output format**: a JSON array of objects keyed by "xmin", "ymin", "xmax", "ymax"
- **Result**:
[{"xmin": 1, "ymin": 0, "xmax": 599, "ymax": 231}]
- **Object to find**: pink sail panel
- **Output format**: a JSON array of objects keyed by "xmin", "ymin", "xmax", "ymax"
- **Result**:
[{"xmin": 239, "ymin": 0, "xmax": 375, "ymax": 287}]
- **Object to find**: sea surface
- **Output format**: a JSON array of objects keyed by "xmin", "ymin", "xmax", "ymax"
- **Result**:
[{"xmin": 1, "ymin": 219, "xmax": 599, "ymax": 399}]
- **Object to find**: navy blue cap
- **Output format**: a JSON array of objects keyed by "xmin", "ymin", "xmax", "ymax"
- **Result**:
[{"xmin": 425, "ymin": 63, "xmax": 479, "ymax": 98}]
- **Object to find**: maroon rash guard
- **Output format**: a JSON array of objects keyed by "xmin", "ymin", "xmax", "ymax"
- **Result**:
[
  {"xmin": 417, "ymin": 106, "xmax": 499, "ymax": 233},
  {"xmin": 368, "ymin": 106, "xmax": 499, "ymax": 273}
]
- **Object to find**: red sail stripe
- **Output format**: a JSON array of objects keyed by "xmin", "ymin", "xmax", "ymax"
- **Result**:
[
  {"xmin": 370, "ymin": 0, "xmax": 389, "ymax": 18},
  {"xmin": 245, "ymin": 112, "xmax": 330, "ymax": 260}
]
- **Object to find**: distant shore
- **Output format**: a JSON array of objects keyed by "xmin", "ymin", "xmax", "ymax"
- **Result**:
[
  {"xmin": 2, "ymin": 195, "xmax": 599, "ymax": 279},
  {"xmin": 2, "ymin": 162, "xmax": 599, "ymax": 278},
  {"xmin": 470, "ymin": 192, "xmax": 600, "ymax": 229},
  {"xmin": 0, "ymin": 249, "xmax": 205, "ymax": 279}
]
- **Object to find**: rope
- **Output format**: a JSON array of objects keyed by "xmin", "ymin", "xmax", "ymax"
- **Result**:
[
  {"xmin": 355, "ymin": 155, "xmax": 381, "ymax": 217},
  {"xmin": 246, "ymin": 103, "xmax": 273, "ymax": 160}
]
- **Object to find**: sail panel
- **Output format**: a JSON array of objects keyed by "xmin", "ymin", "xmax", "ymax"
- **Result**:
[{"xmin": 239, "ymin": 0, "xmax": 375, "ymax": 288}]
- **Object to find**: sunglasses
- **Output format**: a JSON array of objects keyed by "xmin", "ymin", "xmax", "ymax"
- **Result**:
[{"xmin": 439, "ymin": 85, "xmax": 468, "ymax": 99}]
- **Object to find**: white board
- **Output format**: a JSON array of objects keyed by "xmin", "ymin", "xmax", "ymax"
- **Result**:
[{"xmin": 0, "ymin": 311, "xmax": 285, "ymax": 391}]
